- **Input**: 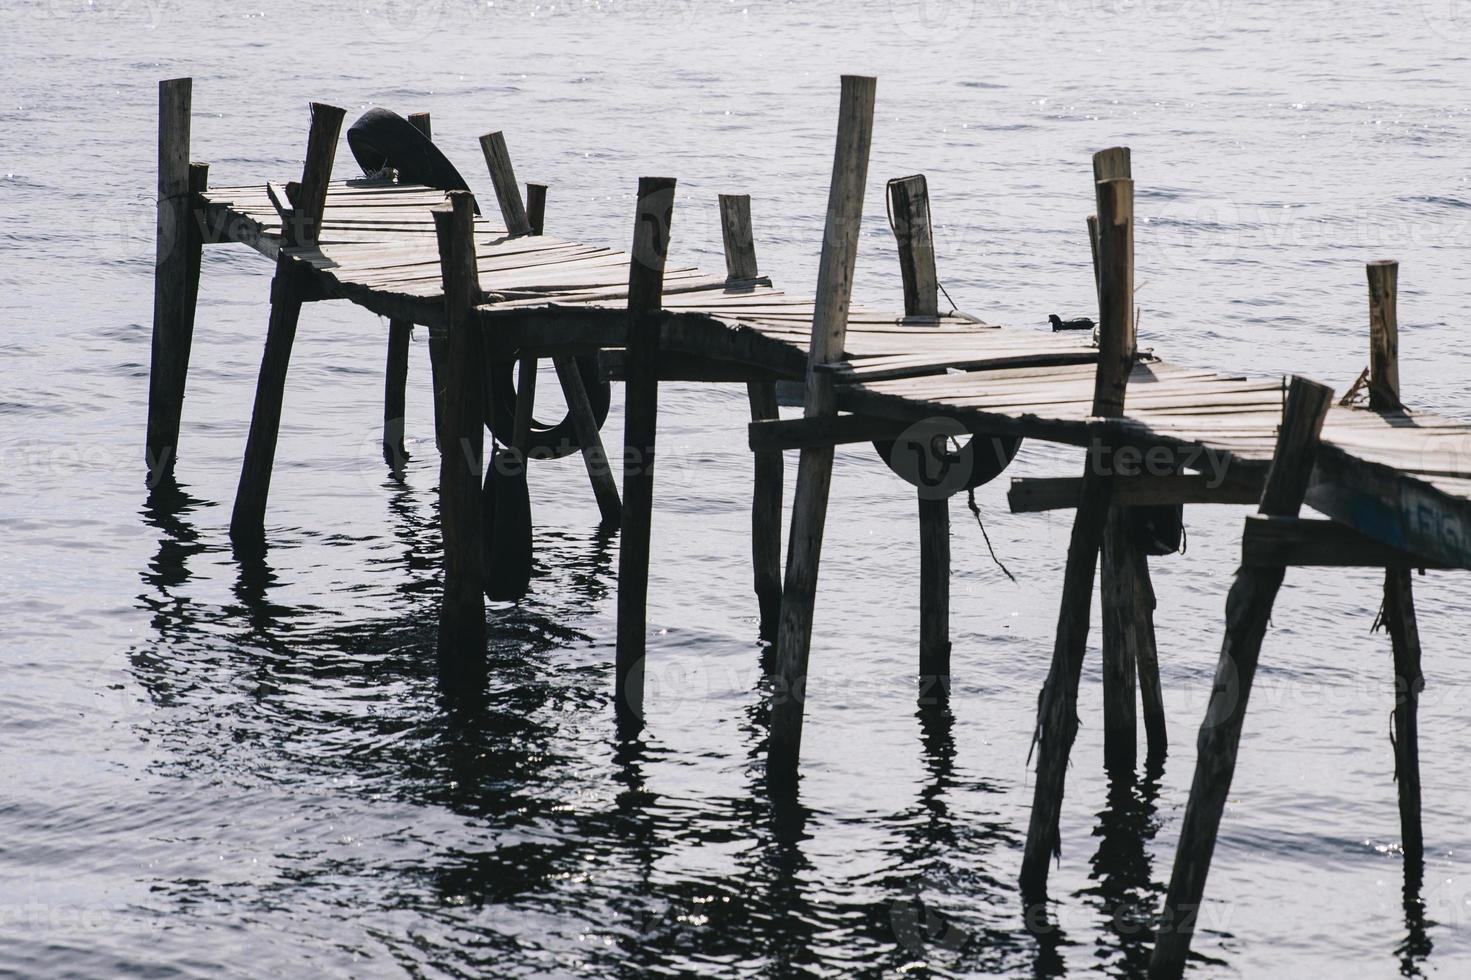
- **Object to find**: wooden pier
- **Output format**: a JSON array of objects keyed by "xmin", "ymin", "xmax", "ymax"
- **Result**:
[{"xmin": 147, "ymin": 75, "xmax": 1471, "ymax": 974}]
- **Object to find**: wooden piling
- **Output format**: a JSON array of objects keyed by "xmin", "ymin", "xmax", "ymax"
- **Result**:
[
  {"xmin": 616, "ymin": 175, "xmax": 677, "ymax": 725},
  {"xmin": 767, "ymin": 75, "xmax": 878, "ymax": 787},
  {"xmin": 1367, "ymin": 259, "xmax": 1424, "ymax": 867},
  {"xmin": 382, "ymin": 111, "xmax": 432, "ymax": 468},
  {"xmin": 230, "ymin": 102, "xmax": 345, "ymax": 548},
  {"xmin": 1019, "ymin": 173, "xmax": 1135, "ymax": 892},
  {"xmin": 432, "ymin": 191, "xmax": 488, "ymax": 662},
  {"xmin": 718, "ymin": 193, "xmax": 760, "ymax": 281},
  {"xmin": 526, "ymin": 182, "xmax": 547, "ymax": 236},
  {"xmin": 1149, "ymin": 376, "xmax": 1335, "ymax": 979},
  {"xmin": 1089, "ymin": 146, "xmax": 1165, "ymax": 768},
  {"xmin": 479, "ymin": 131, "xmax": 533, "ymax": 238},
  {"xmin": 888, "ymin": 174, "xmax": 939, "ymax": 318},
  {"xmin": 888, "ymin": 174, "xmax": 952, "ymax": 685},
  {"xmin": 146, "ymin": 77, "xmax": 200, "ymax": 487},
  {"xmin": 720, "ymin": 193, "xmax": 783, "ymax": 640}
]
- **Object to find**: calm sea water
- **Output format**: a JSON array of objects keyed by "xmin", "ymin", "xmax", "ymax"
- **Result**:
[{"xmin": 5, "ymin": 1, "xmax": 1471, "ymax": 976}]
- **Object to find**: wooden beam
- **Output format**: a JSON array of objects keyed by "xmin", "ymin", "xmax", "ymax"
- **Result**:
[
  {"xmin": 230, "ymin": 102, "xmax": 344, "ymax": 549},
  {"xmin": 1151, "ymin": 376, "xmax": 1334, "ymax": 979},
  {"xmin": 145, "ymin": 78, "xmax": 196, "ymax": 487},
  {"xmin": 432, "ymin": 191, "xmax": 487, "ymax": 671},
  {"xmin": 1241, "ymin": 515, "xmax": 1448, "ymax": 568},
  {"xmin": 479, "ymin": 131, "xmax": 532, "ymax": 237},
  {"xmin": 749, "ymin": 413, "xmax": 912, "ymax": 452},
  {"xmin": 1368, "ymin": 260, "xmax": 1401, "ymax": 411},
  {"xmin": 767, "ymin": 75, "xmax": 877, "ymax": 790},
  {"xmin": 616, "ymin": 175, "xmax": 676, "ymax": 729},
  {"xmin": 1007, "ymin": 472, "xmax": 1263, "ymax": 513},
  {"xmin": 600, "ymin": 349, "xmax": 787, "ymax": 384},
  {"xmin": 1020, "ymin": 171, "xmax": 1135, "ymax": 893}
]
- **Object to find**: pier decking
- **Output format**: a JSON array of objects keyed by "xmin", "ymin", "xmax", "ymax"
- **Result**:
[{"xmin": 148, "ymin": 76, "xmax": 1469, "ymax": 976}]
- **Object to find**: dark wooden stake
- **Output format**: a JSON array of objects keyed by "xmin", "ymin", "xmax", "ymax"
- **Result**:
[
  {"xmin": 616, "ymin": 175, "xmax": 677, "ymax": 726},
  {"xmin": 526, "ymin": 182, "xmax": 547, "ymax": 236},
  {"xmin": 720, "ymin": 193, "xmax": 782, "ymax": 640},
  {"xmin": 767, "ymin": 75, "xmax": 878, "ymax": 788},
  {"xmin": 1368, "ymin": 259, "xmax": 1424, "ymax": 868},
  {"xmin": 146, "ymin": 77, "xmax": 200, "ymax": 487},
  {"xmin": 230, "ymin": 102, "xmax": 345, "ymax": 548},
  {"xmin": 1149, "ymin": 376, "xmax": 1335, "ymax": 978},
  {"xmin": 479, "ymin": 131, "xmax": 532, "ymax": 238},
  {"xmin": 432, "ymin": 191, "xmax": 487, "ymax": 664},
  {"xmin": 1019, "ymin": 173, "xmax": 1135, "ymax": 893},
  {"xmin": 382, "ymin": 111, "xmax": 432, "ymax": 468},
  {"xmin": 888, "ymin": 174, "xmax": 952, "ymax": 685}
]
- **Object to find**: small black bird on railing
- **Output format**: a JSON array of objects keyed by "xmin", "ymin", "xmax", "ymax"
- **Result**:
[{"xmin": 1049, "ymin": 313, "xmax": 1095, "ymax": 332}]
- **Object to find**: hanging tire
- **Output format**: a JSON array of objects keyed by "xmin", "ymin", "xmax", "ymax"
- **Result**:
[
  {"xmin": 872, "ymin": 416, "xmax": 1022, "ymax": 498},
  {"xmin": 487, "ymin": 356, "xmax": 611, "ymax": 459},
  {"xmin": 345, "ymin": 107, "xmax": 480, "ymax": 213}
]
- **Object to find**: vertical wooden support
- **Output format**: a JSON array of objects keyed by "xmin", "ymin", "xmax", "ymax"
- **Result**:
[
  {"xmin": 719, "ymin": 194, "xmax": 760, "ymax": 281},
  {"xmin": 229, "ymin": 102, "xmax": 345, "ymax": 548},
  {"xmin": 526, "ymin": 183, "xmax": 547, "ymax": 236},
  {"xmin": 1089, "ymin": 146, "xmax": 1165, "ymax": 768},
  {"xmin": 888, "ymin": 175, "xmax": 951, "ymax": 685},
  {"xmin": 917, "ymin": 495, "xmax": 951, "ymax": 686},
  {"xmin": 1019, "ymin": 174, "xmax": 1135, "ymax": 893},
  {"xmin": 146, "ymin": 77, "xmax": 199, "ymax": 487},
  {"xmin": 1149, "ymin": 376, "xmax": 1333, "ymax": 978},
  {"xmin": 616, "ymin": 176, "xmax": 677, "ymax": 726},
  {"xmin": 1368, "ymin": 259, "xmax": 1424, "ymax": 868},
  {"xmin": 720, "ymin": 193, "xmax": 783, "ymax": 640},
  {"xmin": 747, "ymin": 381, "xmax": 784, "ymax": 642},
  {"xmin": 767, "ymin": 75, "xmax": 878, "ymax": 788},
  {"xmin": 479, "ymin": 131, "xmax": 533, "ymax": 237},
  {"xmin": 888, "ymin": 174, "xmax": 939, "ymax": 318},
  {"xmin": 432, "ymin": 191, "xmax": 487, "ymax": 663},
  {"xmin": 383, "ymin": 112, "xmax": 432, "ymax": 467}
]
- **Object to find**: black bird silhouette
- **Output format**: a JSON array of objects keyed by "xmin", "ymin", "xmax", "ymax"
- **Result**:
[{"xmin": 1049, "ymin": 313, "xmax": 1095, "ymax": 332}]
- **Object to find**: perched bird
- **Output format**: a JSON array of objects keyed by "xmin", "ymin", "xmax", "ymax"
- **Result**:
[{"xmin": 1049, "ymin": 313, "xmax": 1095, "ymax": 332}]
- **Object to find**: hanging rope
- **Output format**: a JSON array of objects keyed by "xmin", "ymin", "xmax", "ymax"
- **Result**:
[{"xmin": 966, "ymin": 487, "xmax": 1016, "ymax": 583}]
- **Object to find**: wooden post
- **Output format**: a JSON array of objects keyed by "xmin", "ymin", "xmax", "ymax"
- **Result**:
[
  {"xmin": 887, "ymin": 175, "xmax": 952, "ymax": 685},
  {"xmin": 146, "ymin": 77, "xmax": 201, "ymax": 488},
  {"xmin": 767, "ymin": 75, "xmax": 878, "ymax": 788},
  {"xmin": 1368, "ymin": 259, "xmax": 1423, "ymax": 868},
  {"xmin": 719, "ymin": 194, "xmax": 759, "ymax": 281},
  {"xmin": 888, "ymin": 174, "xmax": 939, "ymax": 318},
  {"xmin": 382, "ymin": 112, "xmax": 432, "ymax": 468},
  {"xmin": 1149, "ymin": 376, "xmax": 1333, "ymax": 978},
  {"xmin": 479, "ymin": 131, "xmax": 532, "ymax": 237},
  {"xmin": 526, "ymin": 182, "xmax": 547, "ymax": 236},
  {"xmin": 1089, "ymin": 146, "xmax": 1165, "ymax": 768},
  {"xmin": 1019, "ymin": 173, "xmax": 1135, "ymax": 893},
  {"xmin": 720, "ymin": 193, "xmax": 782, "ymax": 640},
  {"xmin": 230, "ymin": 102, "xmax": 345, "ymax": 548},
  {"xmin": 616, "ymin": 175, "xmax": 677, "ymax": 726},
  {"xmin": 432, "ymin": 191, "xmax": 487, "ymax": 664}
]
